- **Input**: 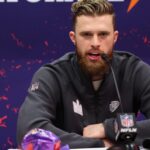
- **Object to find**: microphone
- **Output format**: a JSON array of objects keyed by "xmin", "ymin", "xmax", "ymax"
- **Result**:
[
  {"xmin": 115, "ymin": 113, "xmax": 137, "ymax": 143},
  {"xmin": 101, "ymin": 53, "xmax": 137, "ymax": 143},
  {"xmin": 142, "ymin": 138, "xmax": 150, "ymax": 149}
]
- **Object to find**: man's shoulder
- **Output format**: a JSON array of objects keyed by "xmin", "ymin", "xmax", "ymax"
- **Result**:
[
  {"xmin": 113, "ymin": 50, "xmax": 142, "ymax": 64},
  {"xmin": 113, "ymin": 50, "xmax": 150, "ymax": 71},
  {"xmin": 51, "ymin": 51, "xmax": 75, "ymax": 65},
  {"xmin": 40, "ymin": 52, "xmax": 75, "ymax": 68},
  {"xmin": 38, "ymin": 51, "xmax": 76, "ymax": 73},
  {"xmin": 114, "ymin": 50, "xmax": 139, "ymax": 60},
  {"xmin": 33, "ymin": 52, "xmax": 76, "ymax": 79}
]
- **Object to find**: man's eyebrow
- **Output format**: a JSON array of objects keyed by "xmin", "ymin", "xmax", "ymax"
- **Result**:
[
  {"xmin": 79, "ymin": 31, "xmax": 93, "ymax": 35},
  {"xmin": 98, "ymin": 31, "xmax": 110, "ymax": 34}
]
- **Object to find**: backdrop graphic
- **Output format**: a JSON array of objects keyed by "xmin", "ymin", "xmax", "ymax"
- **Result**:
[{"xmin": 0, "ymin": 0, "xmax": 150, "ymax": 149}]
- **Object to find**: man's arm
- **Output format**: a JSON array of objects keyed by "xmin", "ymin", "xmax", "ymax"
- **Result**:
[
  {"xmin": 17, "ymin": 66, "xmax": 105, "ymax": 148},
  {"xmin": 83, "ymin": 123, "xmax": 114, "ymax": 147}
]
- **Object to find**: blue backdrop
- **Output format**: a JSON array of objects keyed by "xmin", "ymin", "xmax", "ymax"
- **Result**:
[{"xmin": 0, "ymin": 0, "xmax": 150, "ymax": 149}]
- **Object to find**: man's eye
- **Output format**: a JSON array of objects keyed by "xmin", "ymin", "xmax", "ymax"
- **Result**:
[
  {"xmin": 82, "ymin": 33, "xmax": 92, "ymax": 37},
  {"xmin": 99, "ymin": 32, "xmax": 109, "ymax": 37}
]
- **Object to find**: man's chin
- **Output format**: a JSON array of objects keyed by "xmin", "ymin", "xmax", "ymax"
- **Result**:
[{"xmin": 81, "ymin": 62, "xmax": 107, "ymax": 76}]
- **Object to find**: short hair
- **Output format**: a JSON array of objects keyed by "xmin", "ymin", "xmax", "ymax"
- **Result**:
[{"xmin": 71, "ymin": 0, "xmax": 116, "ymax": 30}]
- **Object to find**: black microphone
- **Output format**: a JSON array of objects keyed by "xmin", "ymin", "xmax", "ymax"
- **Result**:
[
  {"xmin": 115, "ymin": 113, "xmax": 137, "ymax": 143},
  {"xmin": 142, "ymin": 138, "xmax": 150, "ymax": 149},
  {"xmin": 101, "ymin": 53, "xmax": 137, "ymax": 143}
]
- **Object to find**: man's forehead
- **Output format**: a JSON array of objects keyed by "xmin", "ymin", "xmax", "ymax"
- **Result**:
[
  {"xmin": 76, "ymin": 14, "xmax": 113, "ymax": 21},
  {"xmin": 75, "ymin": 15, "xmax": 114, "ymax": 31}
]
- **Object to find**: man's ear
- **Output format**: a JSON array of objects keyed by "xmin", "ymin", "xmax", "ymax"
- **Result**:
[
  {"xmin": 69, "ymin": 31, "xmax": 76, "ymax": 45},
  {"xmin": 114, "ymin": 30, "xmax": 119, "ymax": 44}
]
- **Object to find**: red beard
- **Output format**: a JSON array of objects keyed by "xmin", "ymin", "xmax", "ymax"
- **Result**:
[{"xmin": 77, "ymin": 50, "xmax": 112, "ymax": 80}]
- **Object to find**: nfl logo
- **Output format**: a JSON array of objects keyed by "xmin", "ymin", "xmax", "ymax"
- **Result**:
[{"xmin": 120, "ymin": 114, "xmax": 134, "ymax": 127}]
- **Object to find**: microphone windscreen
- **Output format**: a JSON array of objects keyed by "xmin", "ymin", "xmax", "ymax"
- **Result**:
[{"xmin": 100, "ymin": 53, "xmax": 110, "ymax": 63}]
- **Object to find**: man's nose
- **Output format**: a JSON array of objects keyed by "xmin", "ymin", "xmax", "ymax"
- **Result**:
[{"xmin": 91, "ymin": 35, "xmax": 100, "ymax": 48}]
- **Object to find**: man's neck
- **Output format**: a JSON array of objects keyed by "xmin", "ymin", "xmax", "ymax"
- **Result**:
[{"xmin": 92, "ymin": 75, "xmax": 104, "ymax": 81}]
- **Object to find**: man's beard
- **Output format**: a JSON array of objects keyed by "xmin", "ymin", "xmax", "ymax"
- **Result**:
[{"xmin": 76, "ymin": 50, "xmax": 112, "ymax": 80}]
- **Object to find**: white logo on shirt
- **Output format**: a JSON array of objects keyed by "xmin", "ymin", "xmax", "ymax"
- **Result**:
[
  {"xmin": 30, "ymin": 82, "xmax": 39, "ymax": 91},
  {"xmin": 109, "ymin": 100, "xmax": 120, "ymax": 112},
  {"xmin": 73, "ymin": 99, "xmax": 83, "ymax": 116}
]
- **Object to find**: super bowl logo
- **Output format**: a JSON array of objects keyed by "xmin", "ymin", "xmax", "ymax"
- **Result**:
[
  {"xmin": 120, "ymin": 114, "xmax": 134, "ymax": 127},
  {"xmin": 0, "ymin": 0, "xmax": 141, "ymax": 13},
  {"xmin": 0, "ymin": 0, "xmax": 125, "ymax": 2},
  {"xmin": 0, "ymin": 0, "xmax": 140, "ymax": 12}
]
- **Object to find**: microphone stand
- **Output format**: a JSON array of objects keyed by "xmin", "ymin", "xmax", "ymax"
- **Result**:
[{"xmin": 101, "ymin": 53, "xmax": 139, "ymax": 150}]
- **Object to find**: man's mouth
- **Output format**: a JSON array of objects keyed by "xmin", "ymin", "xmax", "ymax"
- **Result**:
[{"xmin": 87, "ymin": 52, "xmax": 101, "ymax": 61}]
